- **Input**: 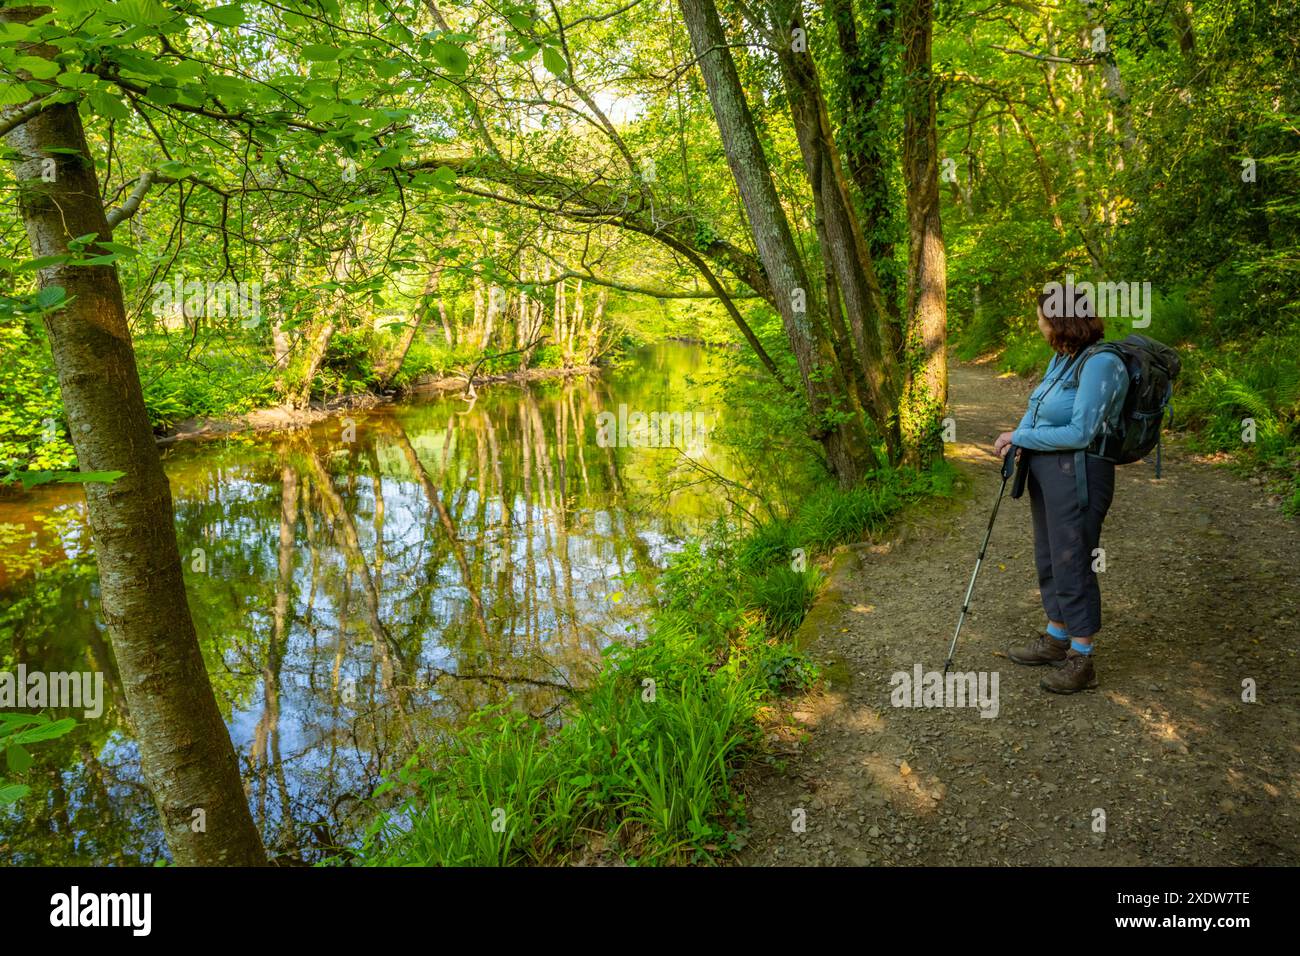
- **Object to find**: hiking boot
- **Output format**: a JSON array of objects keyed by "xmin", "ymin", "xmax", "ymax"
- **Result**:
[
  {"xmin": 1007, "ymin": 632, "xmax": 1070, "ymax": 666},
  {"xmin": 1040, "ymin": 650, "xmax": 1098, "ymax": 694}
]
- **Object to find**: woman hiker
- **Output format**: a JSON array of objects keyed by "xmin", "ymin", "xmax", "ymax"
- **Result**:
[{"xmin": 992, "ymin": 287, "xmax": 1129, "ymax": 694}]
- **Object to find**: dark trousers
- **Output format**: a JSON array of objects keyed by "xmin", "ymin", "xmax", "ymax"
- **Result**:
[{"xmin": 1027, "ymin": 451, "xmax": 1116, "ymax": 638}]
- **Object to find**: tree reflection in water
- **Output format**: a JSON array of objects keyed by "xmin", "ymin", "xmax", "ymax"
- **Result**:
[{"xmin": 0, "ymin": 342, "xmax": 788, "ymax": 864}]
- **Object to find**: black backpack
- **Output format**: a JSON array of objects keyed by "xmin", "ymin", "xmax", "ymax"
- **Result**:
[{"xmin": 1071, "ymin": 333, "xmax": 1182, "ymax": 475}]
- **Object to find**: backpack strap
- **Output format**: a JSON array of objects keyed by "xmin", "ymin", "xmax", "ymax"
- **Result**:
[
  {"xmin": 1068, "ymin": 343, "xmax": 1122, "ymax": 511},
  {"xmin": 1068, "ymin": 341, "xmax": 1122, "ymax": 387},
  {"xmin": 1074, "ymin": 342, "xmax": 1131, "ymax": 449}
]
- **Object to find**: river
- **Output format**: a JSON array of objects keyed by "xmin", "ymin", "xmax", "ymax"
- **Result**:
[{"xmin": 0, "ymin": 341, "xmax": 744, "ymax": 864}]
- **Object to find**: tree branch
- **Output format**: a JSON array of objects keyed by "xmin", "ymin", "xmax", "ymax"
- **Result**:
[
  {"xmin": 0, "ymin": 94, "xmax": 60, "ymax": 139},
  {"xmin": 531, "ymin": 267, "xmax": 758, "ymax": 299},
  {"xmin": 104, "ymin": 170, "xmax": 155, "ymax": 228},
  {"xmin": 990, "ymin": 44, "xmax": 1101, "ymax": 66}
]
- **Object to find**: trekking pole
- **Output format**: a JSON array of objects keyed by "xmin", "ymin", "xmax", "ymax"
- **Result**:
[{"xmin": 943, "ymin": 445, "xmax": 1017, "ymax": 677}]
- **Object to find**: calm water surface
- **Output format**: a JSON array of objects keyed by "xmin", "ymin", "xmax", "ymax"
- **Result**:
[{"xmin": 0, "ymin": 342, "xmax": 744, "ymax": 864}]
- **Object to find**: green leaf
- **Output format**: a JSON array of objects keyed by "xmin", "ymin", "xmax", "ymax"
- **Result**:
[
  {"xmin": 12, "ymin": 718, "xmax": 76, "ymax": 745},
  {"xmin": 18, "ymin": 254, "xmax": 69, "ymax": 271},
  {"xmin": 431, "ymin": 40, "xmax": 468, "ymax": 75},
  {"xmin": 0, "ymin": 714, "xmax": 44, "ymax": 729},
  {"xmin": 157, "ymin": 159, "xmax": 196, "ymax": 178},
  {"xmin": 95, "ymin": 241, "xmax": 138, "ymax": 256},
  {"xmin": 370, "ymin": 58, "xmax": 405, "ymax": 79},
  {"xmin": 145, "ymin": 85, "xmax": 180, "ymax": 106},
  {"xmin": 16, "ymin": 470, "xmax": 125, "ymax": 490},
  {"xmin": 55, "ymin": 72, "xmax": 96, "ymax": 90},
  {"xmin": 108, "ymin": 0, "xmax": 171, "ymax": 27},
  {"xmin": 0, "ymin": 21, "xmax": 33, "ymax": 41},
  {"xmin": 305, "ymin": 102, "xmax": 336, "ymax": 123},
  {"xmin": 542, "ymin": 46, "xmax": 567, "ymax": 78},
  {"xmin": 372, "ymin": 146, "xmax": 407, "ymax": 170},
  {"xmin": 428, "ymin": 164, "xmax": 457, "ymax": 192},
  {"xmin": 0, "ymin": 784, "xmax": 30, "ymax": 806},
  {"xmin": 0, "ymin": 82, "xmax": 33, "ymax": 106},
  {"xmin": 89, "ymin": 91, "xmax": 132, "ymax": 122},
  {"xmin": 166, "ymin": 60, "xmax": 207, "ymax": 81},
  {"xmin": 14, "ymin": 56, "xmax": 60, "ymax": 80},
  {"xmin": 34, "ymin": 285, "xmax": 66, "ymax": 308},
  {"xmin": 203, "ymin": 3, "xmax": 247, "ymax": 28},
  {"xmin": 206, "ymin": 76, "xmax": 249, "ymax": 99},
  {"xmin": 303, "ymin": 44, "xmax": 342, "ymax": 62}
]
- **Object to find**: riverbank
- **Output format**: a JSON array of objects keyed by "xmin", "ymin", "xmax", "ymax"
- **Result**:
[
  {"xmin": 352, "ymin": 462, "xmax": 956, "ymax": 866},
  {"xmin": 661, "ymin": 335, "xmax": 742, "ymax": 350},
  {"xmin": 155, "ymin": 363, "xmax": 601, "ymax": 447},
  {"xmin": 2, "ymin": 340, "xmax": 760, "ymax": 862}
]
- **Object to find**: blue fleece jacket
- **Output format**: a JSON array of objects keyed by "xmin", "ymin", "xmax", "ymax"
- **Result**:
[{"xmin": 1011, "ymin": 349, "xmax": 1129, "ymax": 452}]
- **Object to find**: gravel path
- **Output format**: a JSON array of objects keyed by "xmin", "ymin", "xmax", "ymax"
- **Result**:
[{"xmin": 735, "ymin": 357, "xmax": 1299, "ymax": 866}]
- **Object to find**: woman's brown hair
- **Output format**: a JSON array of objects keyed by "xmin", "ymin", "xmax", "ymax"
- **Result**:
[{"xmin": 1036, "ymin": 286, "xmax": 1104, "ymax": 355}]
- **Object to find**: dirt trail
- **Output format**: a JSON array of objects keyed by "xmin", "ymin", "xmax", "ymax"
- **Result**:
[{"xmin": 736, "ymin": 358, "xmax": 1299, "ymax": 866}]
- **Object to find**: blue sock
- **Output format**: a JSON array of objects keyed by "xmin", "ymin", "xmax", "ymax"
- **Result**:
[
  {"xmin": 1070, "ymin": 639, "xmax": 1093, "ymax": 655},
  {"xmin": 1046, "ymin": 622, "xmax": 1068, "ymax": 641}
]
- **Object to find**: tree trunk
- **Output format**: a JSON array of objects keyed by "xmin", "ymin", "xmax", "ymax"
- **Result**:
[
  {"xmin": 1, "ymin": 5, "xmax": 266, "ymax": 866},
  {"xmin": 294, "ymin": 239, "xmax": 353, "ymax": 408},
  {"xmin": 439, "ymin": 293, "xmax": 454, "ymax": 346},
  {"xmin": 271, "ymin": 280, "xmax": 295, "ymax": 394},
  {"xmin": 822, "ymin": 260, "xmax": 874, "ymax": 428},
  {"xmin": 899, "ymin": 0, "xmax": 948, "ymax": 467},
  {"xmin": 472, "ymin": 275, "xmax": 486, "ymax": 345},
  {"xmin": 677, "ymin": 0, "xmax": 872, "ymax": 484},
  {"xmin": 294, "ymin": 317, "xmax": 335, "ymax": 408},
  {"xmin": 826, "ymin": 0, "xmax": 900, "ymax": 319},
  {"xmin": 482, "ymin": 281, "xmax": 499, "ymax": 350},
  {"xmin": 586, "ymin": 289, "xmax": 608, "ymax": 363},
  {"xmin": 376, "ymin": 266, "xmax": 440, "ymax": 390},
  {"xmin": 1171, "ymin": 3, "xmax": 1195, "ymax": 62},
  {"xmin": 1084, "ymin": 0, "xmax": 1138, "ymax": 159},
  {"xmin": 1045, "ymin": 19, "xmax": 1106, "ymax": 269},
  {"xmin": 555, "ymin": 275, "xmax": 568, "ymax": 365},
  {"xmin": 770, "ymin": 0, "xmax": 900, "ymax": 458},
  {"xmin": 569, "ymin": 279, "xmax": 583, "ymax": 364}
]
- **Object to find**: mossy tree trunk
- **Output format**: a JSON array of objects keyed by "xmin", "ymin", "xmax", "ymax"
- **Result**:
[
  {"xmin": 900, "ymin": 0, "xmax": 949, "ymax": 468},
  {"xmin": 678, "ymin": 0, "xmax": 874, "ymax": 484}
]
